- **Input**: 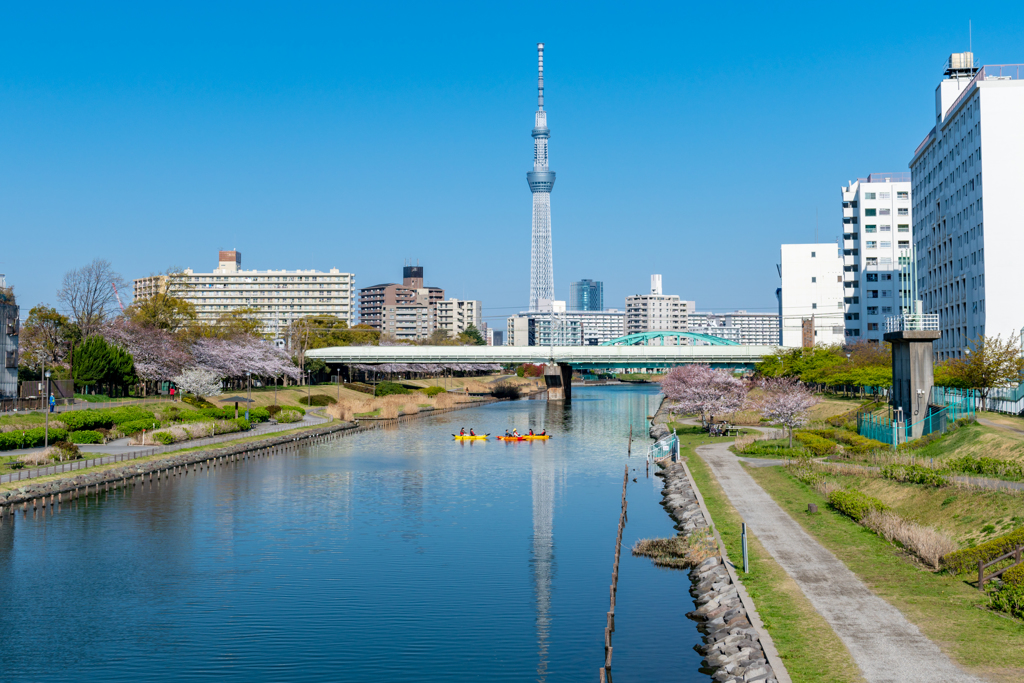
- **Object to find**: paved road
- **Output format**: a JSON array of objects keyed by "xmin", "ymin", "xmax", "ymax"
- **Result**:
[{"xmin": 698, "ymin": 439, "xmax": 981, "ymax": 683}]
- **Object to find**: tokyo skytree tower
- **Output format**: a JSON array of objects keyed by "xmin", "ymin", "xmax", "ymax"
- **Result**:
[{"xmin": 527, "ymin": 43, "xmax": 555, "ymax": 312}]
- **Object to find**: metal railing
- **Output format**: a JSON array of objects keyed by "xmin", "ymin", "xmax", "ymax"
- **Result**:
[
  {"xmin": 646, "ymin": 432, "xmax": 679, "ymax": 464},
  {"xmin": 884, "ymin": 313, "xmax": 939, "ymax": 333}
]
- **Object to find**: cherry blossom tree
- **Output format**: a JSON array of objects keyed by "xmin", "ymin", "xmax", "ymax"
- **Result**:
[
  {"xmin": 103, "ymin": 318, "xmax": 190, "ymax": 383},
  {"xmin": 190, "ymin": 335, "xmax": 300, "ymax": 381},
  {"xmin": 661, "ymin": 364, "xmax": 748, "ymax": 425},
  {"xmin": 750, "ymin": 377, "xmax": 820, "ymax": 447},
  {"xmin": 171, "ymin": 368, "xmax": 223, "ymax": 400}
]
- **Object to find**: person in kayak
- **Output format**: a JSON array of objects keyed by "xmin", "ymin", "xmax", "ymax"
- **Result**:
[
  {"xmin": 460, "ymin": 428, "xmax": 466, "ymax": 436},
  {"xmin": 528, "ymin": 429, "xmax": 534, "ymax": 436},
  {"xmin": 504, "ymin": 429, "xmax": 511, "ymax": 437},
  {"xmin": 512, "ymin": 429, "xmax": 520, "ymax": 438},
  {"xmin": 470, "ymin": 428, "xmax": 476, "ymax": 436},
  {"xmin": 540, "ymin": 429, "xmax": 546, "ymax": 436}
]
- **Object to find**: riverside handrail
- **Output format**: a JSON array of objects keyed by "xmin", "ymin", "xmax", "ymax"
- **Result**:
[{"xmin": 978, "ymin": 544, "xmax": 1024, "ymax": 591}]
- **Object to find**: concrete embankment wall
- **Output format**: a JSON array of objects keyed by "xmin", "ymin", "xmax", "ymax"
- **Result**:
[{"xmin": 0, "ymin": 398, "xmax": 499, "ymax": 517}]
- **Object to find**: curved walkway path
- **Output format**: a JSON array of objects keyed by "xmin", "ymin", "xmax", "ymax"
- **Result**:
[{"xmin": 698, "ymin": 438, "xmax": 981, "ymax": 683}]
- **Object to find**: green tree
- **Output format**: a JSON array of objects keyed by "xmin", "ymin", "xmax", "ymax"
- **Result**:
[
  {"xmin": 458, "ymin": 324, "xmax": 486, "ymax": 346},
  {"xmin": 18, "ymin": 305, "xmax": 76, "ymax": 373},
  {"xmin": 125, "ymin": 293, "xmax": 196, "ymax": 332},
  {"xmin": 937, "ymin": 333, "xmax": 1024, "ymax": 410},
  {"xmin": 73, "ymin": 335, "xmax": 136, "ymax": 395}
]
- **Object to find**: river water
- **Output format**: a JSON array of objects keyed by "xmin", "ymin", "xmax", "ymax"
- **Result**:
[{"xmin": 0, "ymin": 385, "xmax": 708, "ymax": 682}]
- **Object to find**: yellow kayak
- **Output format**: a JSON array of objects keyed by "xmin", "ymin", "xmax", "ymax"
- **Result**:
[
  {"xmin": 497, "ymin": 435, "xmax": 550, "ymax": 441},
  {"xmin": 453, "ymin": 434, "xmax": 489, "ymax": 440}
]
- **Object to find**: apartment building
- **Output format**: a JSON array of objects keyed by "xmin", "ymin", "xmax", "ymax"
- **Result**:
[
  {"xmin": 909, "ymin": 52, "xmax": 1024, "ymax": 359},
  {"xmin": 625, "ymin": 275, "xmax": 693, "ymax": 336},
  {"xmin": 132, "ymin": 251, "xmax": 356, "ymax": 339},
  {"xmin": 435, "ymin": 299, "xmax": 483, "ymax": 339},
  {"xmin": 779, "ymin": 244, "xmax": 844, "ymax": 347},
  {"xmin": 569, "ymin": 279, "xmax": 604, "ymax": 311},
  {"xmin": 689, "ymin": 310, "xmax": 780, "ymax": 346},
  {"xmin": 841, "ymin": 174, "xmax": 914, "ymax": 342},
  {"xmin": 358, "ymin": 266, "xmax": 444, "ymax": 340}
]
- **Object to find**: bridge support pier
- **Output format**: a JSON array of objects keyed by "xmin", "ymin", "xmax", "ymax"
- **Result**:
[{"xmin": 544, "ymin": 363, "xmax": 572, "ymax": 402}]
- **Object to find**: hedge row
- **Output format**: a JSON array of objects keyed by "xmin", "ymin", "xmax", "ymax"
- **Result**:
[
  {"xmin": 942, "ymin": 527, "xmax": 1024, "ymax": 574},
  {"xmin": 68, "ymin": 430, "xmax": 104, "ymax": 444},
  {"xmin": 880, "ymin": 464, "xmax": 949, "ymax": 487},
  {"xmin": 194, "ymin": 406, "xmax": 270, "ymax": 422},
  {"xmin": 741, "ymin": 442, "xmax": 808, "ymax": 458},
  {"xmin": 806, "ymin": 428, "xmax": 888, "ymax": 454},
  {"xmin": 1003, "ymin": 563, "xmax": 1024, "ymax": 587},
  {"xmin": 299, "ymin": 395, "xmax": 336, "ymax": 406},
  {"xmin": 827, "ymin": 490, "xmax": 888, "ymax": 522},
  {"xmin": 794, "ymin": 431, "xmax": 839, "ymax": 456},
  {"xmin": 0, "ymin": 427, "xmax": 70, "ymax": 450},
  {"xmin": 60, "ymin": 406, "xmax": 155, "ymax": 430},
  {"xmin": 421, "ymin": 386, "xmax": 447, "ymax": 397},
  {"xmin": 946, "ymin": 455, "xmax": 1024, "ymax": 481}
]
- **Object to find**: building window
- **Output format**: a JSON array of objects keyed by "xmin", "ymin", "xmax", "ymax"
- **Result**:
[
  {"xmin": 811, "ymin": 277, "xmax": 816, "ymax": 283},
  {"xmin": 865, "ymin": 209, "xmax": 876, "ymax": 217},
  {"xmin": 866, "ymin": 241, "xmax": 877, "ymax": 249},
  {"xmin": 897, "ymin": 191, "xmax": 909, "ymax": 200},
  {"xmin": 880, "ymin": 225, "xmax": 891, "ymax": 232},
  {"xmin": 865, "ymin": 225, "xmax": 877, "ymax": 233},
  {"xmin": 811, "ymin": 251, "xmax": 816, "ymax": 257},
  {"xmin": 867, "ymin": 306, "xmax": 879, "ymax": 315},
  {"xmin": 812, "ymin": 303, "xmax": 818, "ymax": 309},
  {"xmin": 868, "ymin": 290, "xmax": 879, "ymax": 298},
  {"xmin": 879, "ymin": 208, "xmax": 891, "ymax": 216},
  {"xmin": 867, "ymin": 322, "xmax": 879, "ymax": 331},
  {"xmin": 898, "ymin": 224, "xmax": 909, "ymax": 232},
  {"xmin": 864, "ymin": 193, "xmax": 876, "ymax": 200},
  {"xmin": 866, "ymin": 273, "xmax": 878, "ymax": 282},
  {"xmin": 880, "ymin": 241, "xmax": 891, "ymax": 248},
  {"xmin": 898, "ymin": 241, "xmax": 910, "ymax": 249},
  {"xmin": 882, "ymin": 306, "xmax": 893, "ymax": 314},
  {"xmin": 898, "ymin": 208, "xmax": 909, "ymax": 216}
]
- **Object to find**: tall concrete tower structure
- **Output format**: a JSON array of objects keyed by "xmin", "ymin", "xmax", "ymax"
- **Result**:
[{"xmin": 528, "ymin": 43, "xmax": 555, "ymax": 312}]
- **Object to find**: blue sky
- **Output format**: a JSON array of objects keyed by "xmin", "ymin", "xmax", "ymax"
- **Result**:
[{"xmin": 3, "ymin": 2, "xmax": 1024, "ymax": 328}]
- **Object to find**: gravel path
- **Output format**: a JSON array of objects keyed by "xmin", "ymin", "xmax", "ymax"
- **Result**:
[{"xmin": 697, "ymin": 439, "xmax": 982, "ymax": 683}]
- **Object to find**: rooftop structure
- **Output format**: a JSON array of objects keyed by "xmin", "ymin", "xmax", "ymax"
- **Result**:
[{"xmin": 528, "ymin": 43, "xmax": 556, "ymax": 311}]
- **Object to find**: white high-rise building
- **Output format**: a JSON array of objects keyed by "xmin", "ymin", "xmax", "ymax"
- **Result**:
[
  {"xmin": 133, "ymin": 251, "xmax": 355, "ymax": 339},
  {"xmin": 841, "ymin": 174, "xmax": 913, "ymax": 343},
  {"xmin": 909, "ymin": 53, "xmax": 1024, "ymax": 359},
  {"xmin": 625, "ymin": 275, "xmax": 693, "ymax": 336},
  {"xmin": 779, "ymin": 244, "xmax": 844, "ymax": 347},
  {"xmin": 435, "ymin": 299, "xmax": 483, "ymax": 339}
]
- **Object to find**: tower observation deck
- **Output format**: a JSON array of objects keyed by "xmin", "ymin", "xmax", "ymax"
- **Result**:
[{"xmin": 528, "ymin": 43, "xmax": 555, "ymax": 312}]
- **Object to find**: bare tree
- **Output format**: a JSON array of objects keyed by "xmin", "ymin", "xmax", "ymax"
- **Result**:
[{"xmin": 57, "ymin": 259, "xmax": 127, "ymax": 338}]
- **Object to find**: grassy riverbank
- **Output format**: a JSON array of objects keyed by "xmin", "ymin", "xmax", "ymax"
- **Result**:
[
  {"xmin": 674, "ymin": 437, "xmax": 863, "ymax": 682},
  {"xmin": 748, "ymin": 464, "xmax": 1024, "ymax": 682}
]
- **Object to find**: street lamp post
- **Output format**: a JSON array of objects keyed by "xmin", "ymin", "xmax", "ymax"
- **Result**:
[
  {"xmin": 44, "ymin": 370, "xmax": 52, "ymax": 448},
  {"xmin": 246, "ymin": 371, "xmax": 251, "ymax": 421},
  {"xmin": 307, "ymin": 371, "xmax": 311, "ymax": 406}
]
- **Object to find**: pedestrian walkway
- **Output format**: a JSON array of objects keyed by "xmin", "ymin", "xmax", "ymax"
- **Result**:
[
  {"xmin": 1, "ymin": 411, "xmax": 328, "ymax": 485},
  {"xmin": 697, "ymin": 439, "xmax": 981, "ymax": 683}
]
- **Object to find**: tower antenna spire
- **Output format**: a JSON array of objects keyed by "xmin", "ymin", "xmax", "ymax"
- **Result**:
[{"xmin": 537, "ymin": 43, "xmax": 545, "ymax": 111}]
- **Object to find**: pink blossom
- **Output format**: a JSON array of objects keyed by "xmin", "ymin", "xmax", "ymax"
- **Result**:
[
  {"xmin": 661, "ymin": 365, "xmax": 748, "ymax": 423},
  {"xmin": 750, "ymin": 377, "xmax": 820, "ymax": 446}
]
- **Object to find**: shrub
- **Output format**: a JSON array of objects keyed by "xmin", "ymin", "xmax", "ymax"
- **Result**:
[
  {"xmin": 60, "ymin": 406, "xmax": 155, "ymax": 431},
  {"xmin": 248, "ymin": 407, "xmax": 270, "ymax": 423},
  {"xmin": 276, "ymin": 410, "xmax": 302, "ymax": 423},
  {"xmin": 880, "ymin": 464, "xmax": 949, "ymax": 487},
  {"xmin": 298, "ymin": 394, "xmax": 337, "ymax": 406},
  {"xmin": 233, "ymin": 418, "xmax": 252, "ymax": 431},
  {"xmin": 118, "ymin": 419, "xmax": 159, "ymax": 436},
  {"xmin": 1002, "ymin": 562, "xmax": 1024, "ymax": 587},
  {"xmin": 0, "ymin": 427, "xmax": 70, "ymax": 451},
  {"xmin": 942, "ymin": 527, "xmax": 1024, "ymax": 574},
  {"xmin": 267, "ymin": 404, "xmax": 282, "ymax": 417},
  {"xmin": 182, "ymin": 394, "xmax": 214, "ymax": 409},
  {"xmin": 828, "ymin": 489, "xmax": 889, "ymax": 522},
  {"xmin": 794, "ymin": 431, "xmax": 839, "ymax": 456},
  {"xmin": 861, "ymin": 509, "xmax": 957, "ymax": 570},
  {"xmin": 153, "ymin": 432, "xmax": 176, "ymax": 445},
  {"xmin": 490, "ymin": 382, "xmax": 521, "ymax": 400},
  {"xmin": 53, "ymin": 441, "xmax": 81, "ymax": 460},
  {"xmin": 68, "ymin": 430, "xmax": 104, "ymax": 444},
  {"xmin": 421, "ymin": 386, "xmax": 447, "ymax": 397},
  {"xmin": 806, "ymin": 428, "xmax": 888, "ymax": 454},
  {"xmin": 988, "ymin": 583, "xmax": 1024, "ymax": 620},
  {"xmin": 946, "ymin": 455, "xmax": 1024, "ymax": 481},
  {"xmin": 374, "ymin": 382, "xmax": 410, "ymax": 397},
  {"xmin": 741, "ymin": 442, "xmax": 808, "ymax": 459}
]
